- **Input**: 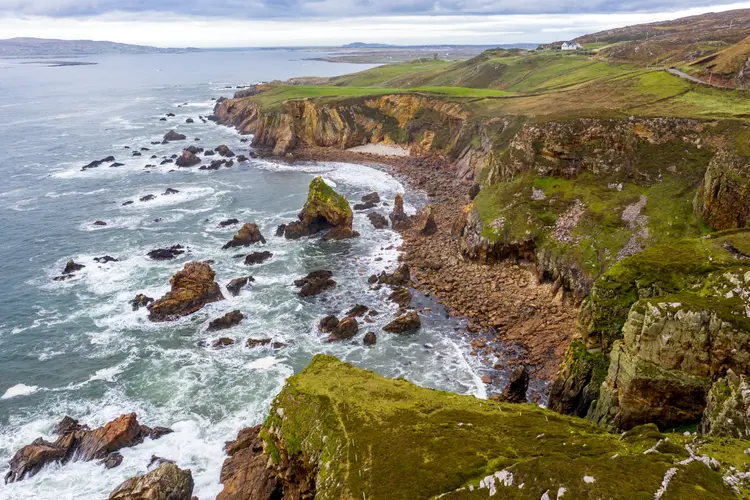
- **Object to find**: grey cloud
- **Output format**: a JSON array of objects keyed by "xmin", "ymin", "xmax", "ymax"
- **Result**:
[{"xmin": 0, "ymin": 0, "xmax": 742, "ymax": 18}]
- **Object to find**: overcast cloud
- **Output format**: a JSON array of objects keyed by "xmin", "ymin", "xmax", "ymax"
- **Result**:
[{"xmin": 0, "ymin": 1, "xmax": 748, "ymax": 46}]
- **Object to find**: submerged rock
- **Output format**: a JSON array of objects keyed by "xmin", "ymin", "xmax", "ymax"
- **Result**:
[
  {"xmin": 361, "ymin": 192, "xmax": 380, "ymax": 204},
  {"xmin": 222, "ymin": 223, "xmax": 266, "ymax": 249},
  {"xmin": 346, "ymin": 304, "xmax": 369, "ymax": 317},
  {"xmin": 226, "ymin": 276, "xmax": 254, "ymax": 296},
  {"xmin": 388, "ymin": 287, "xmax": 412, "ymax": 309},
  {"xmin": 282, "ymin": 177, "xmax": 356, "ymax": 240},
  {"xmin": 244, "ymin": 251, "xmax": 273, "ymax": 265},
  {"xmin": 207, "ymin": 310, "xmax": 244, "ymax": 331},
  {"xmin": 211, "ymin": 337, "xmax": 236, "ymax": 348},
  {"xmin": 294, "ymin": 270, "xmax": 336, "ymax": 297},
  {"xmin": 148, "ymin": 261, "xmax": 224, "ymax": 322},
  {"xmin": 147, "ymin": 245, "xmax": 185, "ymax": 261},
  {"xmin": 219, "ymin": 218, "xmax": 240, "ymax": 227},
  {"xmin": 93, "ymin": 220, "xmax": 107, "ymax": 226},
  {"xmin": 108, "ymin": 463, "xmax": 194, "ymax": 500},
  {"xmin": 383, "ymin": 311, "xmax": 421, "ymax": 334},
  {"xmin": 163, "ymin": 188, "xmax": 180, "ymax": 195},
  {"xmin": 246, "ymin": 339, "xmax": 286, "ymax": 349}
]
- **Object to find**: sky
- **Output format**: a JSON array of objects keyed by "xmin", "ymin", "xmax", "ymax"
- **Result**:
[{"xmin": 0, "ymin": 1, "xmax": 748, "ymax": 47}]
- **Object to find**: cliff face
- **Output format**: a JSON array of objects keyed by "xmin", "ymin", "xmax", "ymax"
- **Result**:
[{"xmin": 216, "ymin": 355, "xmax": 750, "ymax": 499}]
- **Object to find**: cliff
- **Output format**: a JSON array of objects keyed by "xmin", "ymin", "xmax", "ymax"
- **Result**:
[{"xmin": 217, "ymin": 355, "xmax": 750, "ymax": 499}]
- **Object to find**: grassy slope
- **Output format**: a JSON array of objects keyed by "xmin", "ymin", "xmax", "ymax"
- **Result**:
[{"xmin": 261, "ymin": 355, "xmax": 749, "ymax": 499}]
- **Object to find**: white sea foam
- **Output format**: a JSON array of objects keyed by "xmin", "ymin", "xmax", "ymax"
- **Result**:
[{"xmin": 2, "ymin": 384, "xmax": 40, "ymax": 400}]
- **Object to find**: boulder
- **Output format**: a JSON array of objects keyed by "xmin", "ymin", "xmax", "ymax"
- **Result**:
[
  {"xmin": 163, "ymin": 130, "xmax": 186, "ymax": 142},
  {"xmin": 353, "ymin": 201, "xmax": 377, "ymax": 211},
  {"xmin": 163, "ymin": 188, "xmax": 180, "ymax": 195},
  {"xmin": 204, "ymin": 149, "xmax": 215, "ymax": 156},
  {"xmin": 219, "ymin": 218, "xmax": 240, "ymax": 227},
  {"xmin": 62, "ymin": 259, "xmax": 85, "ymax": 275},
  {"xmin": 93, "ymin": 220, "xmax": 107, "ymax": 226},
  {"xmin": 222, "ymin": 223, "xmax": 266, "ymax": 249},
  {"xmin": 101, "ymin": 453, "xmax": 123, "ymax": 470},
  {"xmin": 328, "ymin": 317, "xmax": 358, "ymax": 342},
  {"xmin": 110, "ymin": 162, "xmax": 124, "ymax": 168},
  {"xmin": 244, "ymin": 251, "xmax": 273, "ymax": 265},
  {"xmin": 130, "ymin": 294, "xmax": 154, "ymax": 311},
  {"xmin": 282, "ymin": 177, "xmax": 355, "ymax": 240},
  {"xmin": 186, "ymin": 118, "xmax": 194, "ymax": 123},
  {"xmin": 207, "ymin": 310, "xmax": 244, "ymax": 331},
  {"xmin": 384, "ymin": 311, "xmax": 420, "ymax": 334},
  {"xmin": 363, "ymin": 332, "xmax": 377, "ymax": 346},
  {"xmin": 4, "ymin": 414, "xmax": 166, "ymax": 484},
  {"xmin": 148, "ymin": 262, "xmax": 224, "ymax": 322},
  {"xmin": 94, "ymin": 255, "xmax": 118, "ymax": 264},
  {"xmin": 378, "ymin": 263, "xmax": 410, "ymax": 286},
  {"xmin": 389, "ymin": 193, "xmax": 411, "ymax": 230},
  {"xmin": 246, "ymin": 339, "xmax": 286, "ymax": 349},
  {"xmin": 108, "ymin": 463, "xmax": 194, "ymax": 500},
  {"xmin": 361, "ymin": 192, "xmax": 380, "ymax": 204},
  {"xmin": 319, "ymin": 315, "xmax": 339, "ymax": 332},
  {"xmin": 226, "ymin": 276, "xmax": 254, "ymax": 296},
  {"xmin": 132, "ymin": 151, "xmax": 142, "ymax": 157},
  {"xmin": 212, "ymin": 337, "xmax": 235, "ymax": 348},
  {"xmin": 493, "ymin": 365, "xmax": 529, "ymax": 404},
  {"xmin": 294, "ymin": 270, "xmax": 336, "ymax": 297},
  {"xmin": 416, "ymin": 205, "xmax": 437, "ymax": 235},
  {"xmin": 236, "ymin": 154, "xmax": 248, "ymax": 162},
  {"xmin": 275, "ymin": 224, "xmax": 286, "ymax": 236},
  {"xmin": 367, "ymin": 213, "xmax": 389, "ymax": 229},
  {"xmin": 147, "ymin": 245, "xmax": 185, "ymax": 261},
  {"xmin": 184, "ymin": 145, "xmax": 203, "ymax": 155},
  {"xmin": 140, "ymin": 195, "xmax": 156, "ymax": 202},
  {"xmin": 700, "ymin": 370, "xmax": 750, "ymax": 438},
  {"xmin": 175, "ymin": 150, "xmax": 200, "ymax": 167},
  {"xmin": 166, "ymin": 113, "xmax": 175, "ymax": 117},
  {"xmin": 346, "ymin": 304, "xmax": 369, "ymax": 317},
  {"xmin": 82, "ymin": 156, "xmax": 116, "ymax": 171},
  {"xmin": 215, "ymin": 145, "xmax": 235, "ymax": 157}
]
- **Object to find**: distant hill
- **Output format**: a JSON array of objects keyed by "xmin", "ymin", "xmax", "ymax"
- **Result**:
[
  {"xmin": 0, "ymin": 38, "xmax": 199, "ymax": 57},
  {"xmin": 342, "ymin": 42, "xmax": 396, "ymax": 49}
]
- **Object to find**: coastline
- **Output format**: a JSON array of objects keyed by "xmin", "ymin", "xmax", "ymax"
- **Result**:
[{"xmin": 290, "ymin": 146, "xmax": 579, "ymax": 388}]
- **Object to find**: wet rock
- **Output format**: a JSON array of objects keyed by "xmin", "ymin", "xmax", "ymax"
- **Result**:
[
  {"xmin": 122, "ymin": 200, "xmax": 134, "ymax": 206},
  {"xmin": 62, "ymin": 259, "xmax": 85, "ymax": 275},
  {"xmin": 246, "ymin": 339, "xmax": 286, "ymax": 349},
  {"xmin": 416, "ymin": 205, "xmax": 437, "ymax": 235},
  {"xmin": 219, "ymin": 218, "xmax": 240, "ymax": 227},
  {"xmin": 200, "ymin": 159, "xmax": 226, "ymax": 170},
  {"xmin": 346, "ymin": 304, "xmax": 368, "ymax": 317},
  {"xmin": 159, "ymin": 117, "xmax": 167, "ymax": 121},
  {"xmin": 129, "ymin": 293, "xmax": 152, "ymax": 311},
  {"xmin": 384, "ymin": 311, "xmax": 420, "ymax": 334},
  {"xmin": 175, "ymin": 150, "xmax": 200, "ymax": 167},
  {"xmin": 94, "ymin": 255, "xmax": 118, "ymax": 264},
  {"xmin": 82, "ymin": 156, "xmax": 116, "ymax": 171},
  {"xmin": 148, "ymin": 455, "xmax": 175, "ymax": 469},
  {"xmin": 101, "ymin": 453, "xmax": 123, "ymax": 470},
  {"xmin": 216, "ymin": 425, "xmax": 279, "ymax": 500},
  {"xmin": 367, "ymin": 212, "xmax": 389, "ymax": 229},
  {"xmin": 322, "ymin": 226, "xmax": 360, "ymax": 241},
  {"xmin": 363, "ymin": 332, "xmax": 377, "ymax": 346},
  {"xmin": 378, "ymin": 263, "xmax": 410, "ymax": 286},
  {"xmin": 204, "ymin": 149, "xmax": 215, "ymax": 156},
  {"xmin": 328, "ymin": 317, "xmax": 358, "ymax": 342},
  {"xmin": 368, "ymin": 274, "xmax": 378, "ymax": 284},
  {"xmin": 493, "ymin": 365, "xmax": 529, "ymax": 404},
  {"xmin": 5, "ymin": 413, "xmax": 158, "ymax": 484},
  {"xmin": 295, "ymin": 270, "xmax": 336, "ymax": 297},
  {"xmin": 108, "ymin": 463, "xmax": 194, "ymax": 500},
  {"xmin": 140, "ymin": 194, "xmax": 156, "ymax": 202},
  {"xmin": 389, "ymin": 193, "xmax": 411, "ymax": 230},
  {"xmin": 222, "ymin": 223, "xmax": 266, "ymax": 249},
  {"xmin": 185, "ymin": 145, "xmax": 203, "ymax": 155},
  {"xmin": 236, "ymin": 154, "xmax": 248, "ymax": 162},
  {"xmin": 141, "ymin": 147, "xmax": 150, "ymax": 152},
  {"xmin": 207, "ymin": 310, "xmax": 244, "ymax": 331},
  {"xmin": 244, "ymin": 251, "xmax": 273, "ymax": 265},
  {"xmin": 93, "ymin": 220, "xmax": 108, "ymax": 226},
  {"xmin": 211, "ymin": 337, "xmax": 235, "ymax": 348},
  {"xmin": 110, "ymin": 162, "xmax": 124, "ymax": 168},
  {"xmin": 160, "ymin": 159, "xmax": 173, "ymax": 165},
  {"xmin": 275, "ymin": 224, "xmax": 286, "ymax": 237},
  {"xmin": 163, "ymin": 130, "xmax": 186, "ymax": 142},
  {"xmin": 319, "ymin": 315, "xmax": 339, "ymax": 332},
  {"xmin": 215, "ymin": 145, "xmax": 235, "ymax": 157},
  {"xmin": 282, "ymin": 177, "xmax": 356, "ymax": 240},
  {"xmin": 186, "ymin": 118, "xmax": 194, "ymax": 124},
  {"xmin": 147, "ymin": 245, "xmax": 185, "ymax": 261},
  {"xmin": 361, "ymin": 192, "xmax": 380, "ymax": 204},
  {"xmin": 132, "ymin": 151, "xmax": 142, "ymax": 157},
  {"xmin": 149, "ymin": 427, "xmax": 174, "ymax": 440},
  {"xmin": 353, "ymin": 201, "xmax": 377, "ymax": 211},
  {"xmin": 226, "ymin": 276, "xmax": 254, "ymax": 296},
  {"xmin": 148, "ymin": 261, "xmax": 224, "ymax": 322},
  {"xmin": 166, "ymin": 113, "xmax": 175, "ymax": 117},
  {"xmin": 164, "ymin": 188, "xmax": 180, "ymax": 195},
  {"xmin": 388, "ymin": 287, "xmax": 412, "ymax": 309}
]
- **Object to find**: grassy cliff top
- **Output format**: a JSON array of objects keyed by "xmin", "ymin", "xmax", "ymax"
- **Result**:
[{"xmin": 261, "ymin": 354, "xmax": 749, "ymax": 499}]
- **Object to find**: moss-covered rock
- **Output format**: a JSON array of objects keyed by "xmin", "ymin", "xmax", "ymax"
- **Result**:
[
  {"xmin": 217, "ymin": 355, "xmax": 750, "ymax": 499},
  {"xmin": 697, "ymin": 149, "xmax": 750, "ymax": 230},
  {"xmin": 283, "ymin": 177, "xmax": 357, "ymax": 240},
  {"xmin": 700, "ymin": 370, "xmax": 750, "ymax": 438}
]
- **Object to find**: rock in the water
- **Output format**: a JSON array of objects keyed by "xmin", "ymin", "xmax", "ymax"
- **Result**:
[
  {"xmin": 101, "ymin": 453, "xmax": 123, "ymax": 470},
  {"xmin": 5, "ymin": 413, "xmax": 162, "ymax": 484},
  {"xmin": 93, "ymin": 220, "xmax": 108, "ymax": 226},
  {"xmin": 175, "ymin": 150, "xmax": 200, "ymax": 167},
  {"xmin": 63, "ymin": 259, "xmax": 85, "ymax": 275},
  {"xmin": 493, "ymin": 365, "xmax": 529, "ymax": 404},
  {"xmin": 383, "ymin": 311, "xmax": 420, "ymax": 334},
  {"xmin": 378, "ymin": 263, "xmax": 410, "ymax": 286},
  {"xmin": 207, "ymin": 310, "xmax": 244, "ymax": 331},
  {"xmin": 94, "ymin": 255, "xmax": 118, "ymax": 264},
  {"xmin": 147, "ymin": 245, "xmax": 185, "ymax": 261},
  {"xmin": 222, "ymin": 223, "xmax": 266, "ymax": 249},
  {"xmin": 226, "ymin": 276, "xmax": 254, "ymax": 296},
  {"xmin": 367, "ymin": 212, "xmax": 389, "ymax": 229},
  {"xmin": 185, "ymin": 145, "xmax": 203, "ymax": 155},
  {"xmin": 140, "ymin": 195, "xmax": 156, "ymax": 202},
  {"xmin": 246, "ymin": 339, "xmax": 286, "ymax": 349},
  {"xmin": 130, "ymin": 294, "xmax": 154, "ymax": 311},
  {"xmin": 700, "ymin": 370, "xmax": 750, "ymax": 438},
  {"xmin": 215, "ymin": 145, "xmax": 235, "ymax": 157},
  {"xmin": 219, "ymin": 218, "xmax": 240, "ymax": 227},
  {"xmin": 294, "ymin": 270, "xmax": 336, "ymax": 297},
  {"xmin": 148, "ymin": 455, "xmax": 175, "ymax": 469},
  {"xmin": 82, "ymin": 156, "xmax": 116, "ymax": 171},
  {"xmin": 275, "ymin": 224, "xmax": 286, "ymax": 237},
  {"xmin": 186, "ymin": 118, "xmax": 194, "ymax": 123},
  {"xmin": 163, "ymin": 188, "xmax": 180, "ymax": 195},
  {"xmin": 204, "ymin": 149, "xmax": 215, "ymax": 156},
  {"xmin": 236, "ymin": 154, "xmax": 248, "ymax": 162},
  {"xmin": 346, "ymin": 304, "xmax": 368, "ymax": 317},
  {"xmin": 282, "ymin": 177, "xmax": 356, "ymax": 240},
  {"xmin": 388, "ymin": 287, "xmax": 412, "ymax": 309},
  {"xmin": 322, "ymin": 226, "xmax": 360, "ymax": 241},
  {"xmin": 328, "ymin": 317, "xmax": 358, "ymax": 342},
  {"xmin": 211, "ymin": 337, "xmax": 235, "ymax": 348},
  {"xmin": 244, "ymin": 251, "xmax": 273, "ymax": 265},
  {"xmin": 319, "ymin": 315, "xmax": 339, "ymax": 332},
  {"xmin": 361, "ymin": 192, "xmax": 380, "ymax": 204},
  {"xmin": 148, "ymin": 261, "xmax": 224, "ymax": 322},
  {"xmin": 163, "ymin": 130, "xmax": 186, "ymax": 142},
  {"xmin": 363, "ymin": 332, "xmax": 377, "ymax": 346},
  {"xmin": 166, "ymin": 113, "xmax": 175, "ymax": 117},
  {"xmin": 389, "ymin": 193, "xmax": 411, "ymax": 230},
  {"xmin": 353, "ymin": 201, "xmax": 377, "ymax": 211},
  {"xmin": 108, "ymin": 463, "xmax": 194, "ymax": 500},
  {"xmin": 416, "ymin": 205, "xmax": 437, "ymax": 235}
]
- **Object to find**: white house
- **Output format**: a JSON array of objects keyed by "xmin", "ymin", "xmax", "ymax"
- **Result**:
[{"xmin": 561, "ymin": 41, "xmax": 582, "ymax": 51}]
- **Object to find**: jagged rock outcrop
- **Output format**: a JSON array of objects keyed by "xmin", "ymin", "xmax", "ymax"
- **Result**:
[
  {"xmin": 493, "ymin": 365, "xmax": 529, "ymax": 404},
  {"xmin": 216, "ymin": 355, "xmax": 746, "ymax": 499},
  {"xmin": 282, "ymin": 177, "xmax": 357, "ymax": 240},
  {"xmin": 175, "ymin": 150, "xmax": 200, "ymax": 167},
  {"xmin": 383, "ymin": 311, "xmax": 420, "ymax": 333},
  {"xmin": 207, "ymin": 310, "xmax": 244, "ymax": 331},
  {"xmin": 389, "ymin": 193, "xmax": 411, "ymax": 230},
  {"xmin": 5, "ymin": 414, "xmax": 169, "ymax": 484},
  {"xmin": 696, "ymin": 149, "xmax": 750, "ymax": 230},
  {"xmin": 226, "ymin": 276, "xmax": 254, "ymax": 296},
  {"xmin": 222, "ymin": 223, "xmax": 266, "ymax": 249},
  {"xmin": 148, "ymin": 261, "xmax": 224, "ymax": 322},
  {"xmin": 294, "ymin": 270, "xmax": 336, "ymax": 297},
  {"xmin": 700, "ymin": 370, "xmax": 750, "ymax": 438},
  {"xmin": 108, "ymin": 463, "xmax": 194, "ymax": 500}
]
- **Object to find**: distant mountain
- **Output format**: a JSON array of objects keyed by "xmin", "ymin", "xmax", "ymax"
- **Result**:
[{"xmin": 0, "ymin": 38, "xmax": 199, "ymax": 57}]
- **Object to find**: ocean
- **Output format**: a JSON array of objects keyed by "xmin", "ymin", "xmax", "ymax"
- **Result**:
[{"xmin": 0, "ymin": 49, "xmax": 485, "ymax": 499}]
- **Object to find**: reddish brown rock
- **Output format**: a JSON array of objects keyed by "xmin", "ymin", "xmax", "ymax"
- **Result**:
[
  {"xmin": 384, "ymin": 311, "xmax": 421, "ymax": 334},
  {"xmin": 294, "ymin": 270, "xmax": 336, "ymax": 297},
  {"xmin": 328, "ymin": 317, "xmax": 358, "ymax": 342},
  {"xmin": 216, "ymin": 426, "xmax": 279, "ymax": 500},
  {"xmin": 148, "ymin": 262, "xmax": 224, "ymax": 322},
  {"xmin": 390, "ymin": 193, "xmax": 411, "ymax": 230},
  {"xmin": 175, "ymin": 150, "xmax": 200, "ymax": 167},
  {"xmin": 222, "ymin": 223, "xmax": 266, "ymax": 249},
  {"xmin": 207, "ymin": 310, "xmax": 244, "ymax": 331},
  {"xmin": 108, "ymin": 463, "xmax": 194, "ymax": 500}
]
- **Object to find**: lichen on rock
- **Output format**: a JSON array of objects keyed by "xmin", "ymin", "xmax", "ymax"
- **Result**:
[{"xmin": 282, "ymin": 176, "xmax": 357, "ymax": 240}]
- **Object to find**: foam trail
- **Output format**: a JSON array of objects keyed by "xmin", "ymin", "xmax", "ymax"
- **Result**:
[{"xmin": 2, "ymin": 384, "xmax": 40, "ymax": 400}]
